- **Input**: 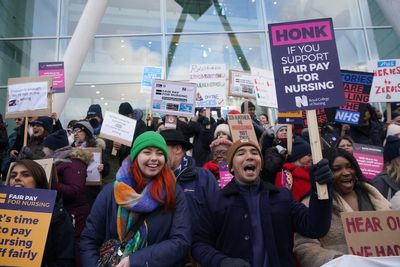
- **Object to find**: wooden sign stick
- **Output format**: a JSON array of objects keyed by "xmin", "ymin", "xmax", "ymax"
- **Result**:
[
  {"xmin": 23, "ymin": 117, "xmax": 29, "ymax": 147},
  {"xmin": 267, "ymin": 107, "xmax": 275, "ymax": 126},
  {"xmin": 386, "ymin": 103, "xmax": 392, "ymax": 122},
  {"xmin": 205, "ymin": 108, "xmax": 211, "ymax": 129},
  {"xmin": 306, "ymin": 110, "xmax": 328, "ymax": 200},
  {"xmin": 287, "ymin": 124, "xmax": 293, "ymax": 155}
]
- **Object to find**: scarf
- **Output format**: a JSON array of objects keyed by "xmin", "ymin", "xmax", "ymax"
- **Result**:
[
  {"xmin": 203, "ymin": 160, "xmax": 220, "ymax": 176},
  {"xmin": 113, "ymin": 158, "xmax": 163, "ymax": 257},
  {"xmin": 174, "ymin": 154, "xmax": 191, "ymax": 178}
]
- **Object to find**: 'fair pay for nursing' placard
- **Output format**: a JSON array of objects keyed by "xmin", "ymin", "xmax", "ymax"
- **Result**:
[{"xmin": 268, "ymin": 18, "xmax": 345, "ymax": 112}]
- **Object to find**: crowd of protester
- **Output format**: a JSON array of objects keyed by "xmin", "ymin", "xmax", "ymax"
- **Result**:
[{"xmin": 0, "ymin": 100, "xmax": 399, "ymax": 267}]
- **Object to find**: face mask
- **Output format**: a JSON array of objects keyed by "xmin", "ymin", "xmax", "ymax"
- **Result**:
[
  {"xmin": 28, "ymin": 126, "xmax": 34, "ymax": 136},
  {"xmin": 68, "ymin": 133, "xmax": 75, "ymax": 145}
]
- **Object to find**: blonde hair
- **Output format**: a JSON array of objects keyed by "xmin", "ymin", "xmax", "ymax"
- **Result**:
[{"xmin": 386, "ymin": 157, "xmax": 400, "ymax": 184}]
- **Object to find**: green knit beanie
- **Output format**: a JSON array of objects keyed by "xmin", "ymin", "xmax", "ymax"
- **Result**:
[{"xmin": 130, "ymin": 131, "xmax": 168, "ymax": 161}]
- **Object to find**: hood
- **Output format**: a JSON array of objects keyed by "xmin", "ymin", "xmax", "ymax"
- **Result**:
[{"xmin": 49, "ymin": 146, "xmax": 93, "ymax": 166}]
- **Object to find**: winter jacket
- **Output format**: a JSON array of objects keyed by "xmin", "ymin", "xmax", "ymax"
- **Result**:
[
  {"xmin": 192, "ymin": 117, "xmax": 214, "ymax": 167},
  {"xmin": 275, "ymin": 162, "xmax": 311, "ymax": 201},
  {"xmin": 192, "ymin": 179, "xmax": 332, "ymax": 267},
  {"xmin": 371, "ymin": 171, "xmax": 400, "ymax": 200},
  {"xmin": 294, "ymin": 183, "xmax": 391, "ymax": 267},
  {"xmin": 80, "ymin": 183, "xmax": 191, "ymax": 267},
  {"xmin": 42, "ymin": 196, "xmax": 74, "ymax": 267},
  {"xmin": 349, "ymin": 121, "xmax": 383, "ymax": 146}
]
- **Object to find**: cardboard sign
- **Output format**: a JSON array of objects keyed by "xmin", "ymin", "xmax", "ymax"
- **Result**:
[
  {"xmin": 0, "ymin": 186, "xmax": 56, "ymax": 266},
  {"xmin": 251, "ymin": 67, "xmax": 278, "ymax": 108},
  {"xmin": 227, "ymin": 114, "xmax": 257, "ymax": 143},
  {"xmin": 335, "ymin": 71, "xmax": 373, "ymax": 125},
  {"xmin": 189, "ymin": 64, "xmax": 227, "ymax": 107},
  {"xmin": 100, "ymin": 111, "xmax": 137, "ymax": 147},
  {"xmin": 368, "ymin": 59, "xmax": 400, "ymax": 102},
  {"xmin": 38, "ymin": 61, "xmax": 65, "ymax": 93},
  {"xmin": 141, "ymin": 66, "xmax": 163, "ymax": 93},
  {"xmin": 277, "ymin": 111, "xmax": 303, "ymax": 124},
  {"xmin": 218, "ymin": 162, "xmax": 234, "ymax": 188},
  {"xmin": 81, "ymin": 148, "xmax": 102, "ymax": 186},
  {"xmin": 6, "ymin": 159, "xmax": 56, "ymax": 187},
  {"xmin": 151, "ymin": 79, "xmax": 196, "ymax": 117},
  {"xmin": 268, "ymin": 18, "xmax": 345, "ymax": 112},
  {"xmin": 6, "ymin": 76, "xmax": 52, "ymax": 119},
  {"xmin": 353, "ymin": 143, "xmax": 384, "ymax": 180},
  {"xmin": 341, "ymin": 210, "xmax": 400, "ymax": 257},
  {"xmin": 228, "ymin": 70, "xmax": 256, "ymax": 99}
]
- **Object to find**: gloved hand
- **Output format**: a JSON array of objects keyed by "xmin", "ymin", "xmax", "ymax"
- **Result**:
[
  {"xmin": 310, "ymin": 158, "xmax": 334, "ymax": 191},
  {"xmin": 201, "ymin": 117, "xmax": 211, "ymax": 126},
  {"xmin": 220, "ymin": 257, "xmax": 251, "ymax": 267}
]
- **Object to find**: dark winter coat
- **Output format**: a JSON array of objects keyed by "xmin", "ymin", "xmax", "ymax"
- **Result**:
[
  {"xmin": 80, "ymin": 183, "xmax": 191, "ymax": 267},
  {"xmin": 192, "ymin": 179, "xmax": 332, "ymax": 267},
  {"xmin": 42, "ymin": 196, "xmax": 74, "ymax": 267},
  {"xmin": 192, "ymin": 117, "xmax": 214, "ymax": 167},
  {"xmin": 349, "ymin": 121, "xmax": 383, "ymax": 146},
  {"xmin": 371, "ymin": 171, "xmax": 400, "ymax": 200}
]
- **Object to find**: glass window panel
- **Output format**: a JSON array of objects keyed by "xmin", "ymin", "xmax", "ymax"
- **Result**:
[
  {"xmin": 0, "ymin": 0, "xmax": 57, "ymax": 37},
  {"xmin": 0, "ymin": 39, "xmax": 56, "ymax": 86},
  {"xmin": 265, "ymin": 0, "xmax": 362, "ymax": 28},
  {"xmin": 60, "ymin": 0, "xmax": 161, "ymax": 36},
  {"xmin": 360, "ymin": 0, "xmax": 391, "ymax": 26},
  {"xmin": 166, "ymin": 0, "xmax": 263, "ymax": 33},
  {"xmin": 59, "ymin": 36, "xmax": 162, "ymax": 84},
  {"xmin": 166, "ymin": 33, "xmax": 268, "ymax": 81},
  {"xmin": 335, "ymin": 30, "xmax": 368, "ymax": 70},
  {"xmin": 367, "ymin": 29, "xmax": 400, "ymax": 60}
]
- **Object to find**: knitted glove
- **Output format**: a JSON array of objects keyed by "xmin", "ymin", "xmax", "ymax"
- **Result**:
[
  {"xmin": 310, "ymin": 158, "xmax": 334, "ymax": 191},
  {"xmin": 220, "ymin": 258, "xmax": 251, "ymax": 267}
]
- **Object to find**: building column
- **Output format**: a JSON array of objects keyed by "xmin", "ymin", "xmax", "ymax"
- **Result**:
[{"xmin": 53, "ymin": 0, "xmax": 109, "ymax": 115}]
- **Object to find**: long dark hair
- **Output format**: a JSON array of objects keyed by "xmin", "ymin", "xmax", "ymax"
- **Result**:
[{"xmin": 8, "ymin": 159, "xmax": 49, "ymax": 189}]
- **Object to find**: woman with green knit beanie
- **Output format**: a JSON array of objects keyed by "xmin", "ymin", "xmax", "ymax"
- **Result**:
[{"xmin": 80, "ymin": 131, "xmax": 191, "ymax": 267}]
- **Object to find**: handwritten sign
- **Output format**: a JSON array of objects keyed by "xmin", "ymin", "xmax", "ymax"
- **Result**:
[
  {"xmin": 0, "ymin": 186, "xmax": 56, "ymax": 266},
  {"xmin": 83, "ymin": 148, "xmax": 102, "ymax": 185},
  {"xmin": 341, "ymin": 210, "xmax": 400, "ymax": 257},
  {"xmin": 251, "ymin": 67, "xmax": 278, "ymax": 108},
  {"xmin": 227, "ymin": 114, "xmax": 257, "ymax": 143},
  {"xmin": 189, "ymin": 64, "xmax": 227, "ymax": 107},
  {"xmin": 38, "ymin": 61, "xmax": 65, "ymax": 93},
  {"xmin": 100, "ymin": 111, "xmax": 136, "ymax": 147},
  {"xmin": 369, "ymin": 59, "xmax": 400, "ymax": 102},
  {"xmin": 353, "ymin": 143, "xmax": 384, "ymax": 180},
  {"xmin": 228, "ymin": 70, "xmax": 256, "ymax": 99},
  {"xmin": 6, "ymin": 77, "xmax": 52, "ymax": 119},
  {"xmin": 151, "ymin": 79, "xmax": 196, "ymax": 117},
  {"xmin": 141, "ymin": 66, "xmax": 163, "ymax": 93}
]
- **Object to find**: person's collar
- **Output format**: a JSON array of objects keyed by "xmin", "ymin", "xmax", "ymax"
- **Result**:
[{"xmin": 222, "ymin": 177, "xmax": 279, "ymax": 196}]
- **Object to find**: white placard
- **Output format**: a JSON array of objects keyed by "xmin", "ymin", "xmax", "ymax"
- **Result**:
[
  {"xmin": 368, "ymin": 59, "xmax": 400, "ymax": 102},
  {"xmin": 251, "ymin": 67, "xmax": 278, "ymax": 108},
  {"xmin": 141, "ymin": 66, "xmax": 163, "ymax": 93},
  {"xmin": 189, "ymin": 64, "xmax": 227, "ymax": 107},
  {"xmin": 7, "ymin": 81, "xmax": 49, "ymax": 113},
  {"xmin": 229, "ymin": 70, "xmax": 256, "ymax": 99},
  {"xmin": 151, "ymin": 79, "xmax": 196, "ymax": 117},
  {"xmin": 100, "ymin": 111, "xmax": 137, "ymax": 147},
  {"xmin": 86, "ymin": 151, "xmax": 101, "ymax": 184}
]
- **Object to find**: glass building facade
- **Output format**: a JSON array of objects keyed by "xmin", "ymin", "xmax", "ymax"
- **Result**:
[{"xmin": 1, "ymin": 0, "xmax": 399, "ymax": 126}]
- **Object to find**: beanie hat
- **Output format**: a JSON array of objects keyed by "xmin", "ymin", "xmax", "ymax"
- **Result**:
[
  {"xmin": 214, "ymin": 124, "xmax": 231, "ymax": 139},
  {"xmin": 73, "ymin": 120, "xmax": 94, "ymax": 138},
  {"xmin": 86, "ymin": 104, "xmax": 103, "ymax": 121},
  {"xmin": 384, "ymin": 135, "xmax": 400, "ymax": 162},
  {"xmin": 227, "ymin": 139, "xmax": 262, "ymax": 171},
  {"xmin": 118, "ymin": 102, "xmax": 134, "ymax": 116},
  {"xmin": 274, "ymin": 124, "xmax": 288, "ymax": 136},
  {"xmin": 290, "ymin": 136, "xmax": 311, "ymax": 162},
  {"xmin": 130, "ymin": 131, "xmax": 168, "ymax": 161},
  {"xmin": 210, "ymin": 138, "xmax": 233, "ymax": 151},
  {"xmin": 43, "ymin": 129, "xmax": 69, "ymax": 151},
  {"xmin": 31, "ymin": 116, "xmax": 53, "ymax": 133},
  {"xmin": 240, "ymin": 101, "xmax": 255, "ymax": 113}
]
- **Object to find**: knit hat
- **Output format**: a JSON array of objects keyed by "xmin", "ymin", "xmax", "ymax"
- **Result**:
[
  {"xmin": 391, "ymin": 102, "xmax": 400, "ymax": 112},
  {"xmin": 214, "ymin": 123, "xmax": 231, "ymax": 139},
  {"xmin": 290, "ymin": 136, "xmax": 311, "ymax": 162},
  {"xmin": 386, "ymin": 124, "xmax": 400, "ymax": 139},
  {"xmin": 210, "ymin": 138, "xmax": 233, "ymax": 151},
  {"xmin": 274, "ymin": 124, "xmax": 288, "ymax": 136},
  {"xmin": 130, "ymin": 131, "xmax": 168, "ymax": 161},
  {"xmin": 43, "ymin": 129, "xmax": 69, "ymax": 151},
  {"xmin": 73, "ymin": 120, "xmax": 94, "ymax": 138},
  {"xmin": 159, "ymin": 129, "xmax": 193, "ymax": 151},
  {"xmin": 86, "ymin": 104, "xmax": 103, "ymax": 120},
  {"xmin": 384, "ymin": 135, "xmax": 400, "ymax": 162},
  {"xmin": 118, "ymin": 102, "xmax": 134, "ymax": 116},
  {"xmin": 227, "ymin": 139, "xmax": 262, "ymax": 171},
  {"xmin": 31, "ymin": 116, "xmax": 53, "ymax": 133}
]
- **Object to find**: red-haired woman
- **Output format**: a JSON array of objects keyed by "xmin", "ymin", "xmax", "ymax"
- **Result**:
[{"xmin": 80, "ymin": 131, "xmax": 191, "ymax": 267}]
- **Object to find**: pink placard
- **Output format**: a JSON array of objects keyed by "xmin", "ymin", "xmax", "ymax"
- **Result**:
[
  {"xmin": 39, "ymin": 62, "xmax": 65, "ymax": 93},
  {"xmin": 353, "ymin": 143, "xmax": 384, "ymax": 180},
  {"xmin": 218, "ymin": 162, "xmax": 234, "ymax": 188}
]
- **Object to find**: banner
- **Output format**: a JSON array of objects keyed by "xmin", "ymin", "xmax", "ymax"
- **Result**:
[
  {"xmin": 151, "ymin": 79, "xmax": 196, "ymax": 117},
  {"xmin": 99, "ymin": 111, "xmax": 137, "ymax": 147},
  {"xmin": 353, "ymin": 143, "xmax": 384, "ymax": 180},
  {"xmin": 341, "ymin": 210, "xmax": 400, "ymax": 257},
  {"xmin": 369, "ymin": 59, "xmax": 400, "ymax": 102},
  {"xmin": 0, "ymin": 186, "xmax": 56, "ymax": 266},
  {"xmin": 38, "ymin": 61, "xmax": 65, "ymax": 93},
  {"xmin": 251, "ymin": 67, "xmax": 278, "ymax": 108},
  {"xmin": 268, "ymin": 18, "xmax": 345, "ymax": 112},
  {"xmin": 141, "ymin": 66, "xmax": 163, "ymax": 93},
  {"xmin": 189, "ymin": 64, "xmax": 227, "ymax": 107},
  {"xmin": 335, "ymin": 70, "xmax": 373, "ymax": 124},
  {"xmin": 227, "ymin": 114, "xmax": 257, "ymax": 143},
  {"xmin": 228, "ymin": 70, "xmax": 256, "ymax": 99}
]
